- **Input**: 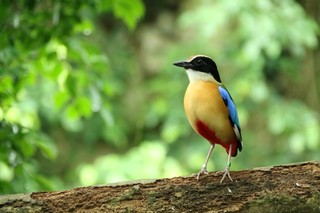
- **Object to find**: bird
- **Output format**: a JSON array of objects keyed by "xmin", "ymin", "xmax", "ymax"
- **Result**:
[{"xmin": 173, "ymin": 55, "xmax": 242, "ymax": 183}]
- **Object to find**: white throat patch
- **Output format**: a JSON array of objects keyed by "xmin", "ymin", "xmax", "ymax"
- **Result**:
[{"xmin": 186, "ymin": 69, "xmax": 220, "ymax": 84}]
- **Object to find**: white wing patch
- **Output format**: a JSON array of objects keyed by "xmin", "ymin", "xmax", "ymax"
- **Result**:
[{"xmin": 233, "ymin": 124, "xmax": 243, "ymax": 147}]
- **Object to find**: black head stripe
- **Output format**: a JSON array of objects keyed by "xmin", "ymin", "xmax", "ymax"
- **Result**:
[{"xmin": 190, "ymin": 56, "xmax": 221, "ymax": 83}]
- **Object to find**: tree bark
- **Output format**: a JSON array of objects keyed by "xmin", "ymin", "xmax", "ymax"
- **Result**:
[{"xmin": 0, "ymin": 161, "xmax": 319, "ymax": 213}]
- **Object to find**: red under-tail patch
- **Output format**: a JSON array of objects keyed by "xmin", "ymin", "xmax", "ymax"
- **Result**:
[{"xmin": 196, "ymin": 120, "xmax": 238, "ymax": 157}]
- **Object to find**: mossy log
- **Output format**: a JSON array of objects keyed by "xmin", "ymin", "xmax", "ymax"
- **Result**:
[{"xmin": 0, "ymin": 161, "xmax": 319, "ymax": 212}]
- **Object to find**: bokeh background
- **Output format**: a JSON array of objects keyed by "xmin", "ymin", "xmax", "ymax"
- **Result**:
[{"xmin": 1, "ymin": 0, "xmax": 319, "ymax": 194}]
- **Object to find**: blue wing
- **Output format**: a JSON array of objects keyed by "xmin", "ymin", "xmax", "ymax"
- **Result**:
[{"xmin": 218, "ymin": 86, "xmax": 243, "ymax": 151}]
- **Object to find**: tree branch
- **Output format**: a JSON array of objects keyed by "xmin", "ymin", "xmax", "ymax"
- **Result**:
[{"xmin": 0, "ymin": 161, "xmax": 319, "ymax": 212}]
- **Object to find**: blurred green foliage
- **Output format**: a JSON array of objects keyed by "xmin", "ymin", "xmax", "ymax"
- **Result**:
[{"xmin": 0, "ymin": 0, "xmax": 319, "ymax": 194}]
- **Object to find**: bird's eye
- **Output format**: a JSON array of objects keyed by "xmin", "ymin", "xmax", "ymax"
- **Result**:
[{"xmin": 195, "ymin": 59, "xmax": 203, "ymax": 65}]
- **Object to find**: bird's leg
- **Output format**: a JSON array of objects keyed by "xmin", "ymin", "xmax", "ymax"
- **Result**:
[
  {"xmin": 220, "ymin": 144, "xmax": 233, "ymax": 183},
  {"xmin": 197, "ymin": 144, "xmax": 215, "ymax": 180}
]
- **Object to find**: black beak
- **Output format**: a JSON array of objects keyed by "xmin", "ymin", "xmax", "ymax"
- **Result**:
[{"xmin": 173, "ymin": 61, "xmax": 193, "ymax": 69}]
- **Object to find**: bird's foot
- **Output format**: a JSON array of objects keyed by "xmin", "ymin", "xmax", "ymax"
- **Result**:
[
  {"xmin": 196, "ymin": 164, "xmax": 209, "ymax": 180},
  {"xmin": 220, "ymin": 164, "xmax": 233, "ymax": 183}
]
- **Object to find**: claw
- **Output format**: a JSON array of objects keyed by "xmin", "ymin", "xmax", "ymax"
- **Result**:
[
  {"xmin": 196, "ymin": 164, "xmax": 209, "ymax": 180},
  {"xmin": 220, "ymin": 144, "xmax": 233, "ymax": 183},
  {"xmin": 196, "ymin": 145, "xmax": 215, "ymax": 180},
  {"xmin": 220, "ymin": 165, "xmax": 233, "ymax": 183}
]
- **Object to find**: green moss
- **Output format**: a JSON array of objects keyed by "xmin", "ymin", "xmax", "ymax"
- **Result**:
[
  {"xmin": 244, "ymin": 193, "xmax": 320, "ymax": 213},
  {"xmin": 146, "ymin": 191, "xmax": 161, "ymax": 204},
  {"xmin": 118, "ymin": 185, "xmax": 142, "ymax": 201}
]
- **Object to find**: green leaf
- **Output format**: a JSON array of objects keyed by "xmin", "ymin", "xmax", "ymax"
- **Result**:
[
  {"xmin": 76, "ymin": 96, "xmax": 92, "ymax": 118},
  {"xmin": 36, "ymin": 134, "xmax": 57, "ymax": 160},
  {"xmin": 113, "ymin": 0, "xmax": 145, "ymax": 30},
  {"xmin": 0, "ymin": 161, "xmax": 14, "ymax": 181},
  {"xmin": 19, "ymin": 139, "xmax": 36, "ymax": 158},
  {"xmin": 54, "ymin": 91, "xmax": 70, "ymax": 110}
]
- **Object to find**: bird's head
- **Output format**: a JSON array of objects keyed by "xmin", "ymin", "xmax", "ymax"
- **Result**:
[{"xmin": 173, "ymin": 55, "xmax": 222, "ymax": 84}]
